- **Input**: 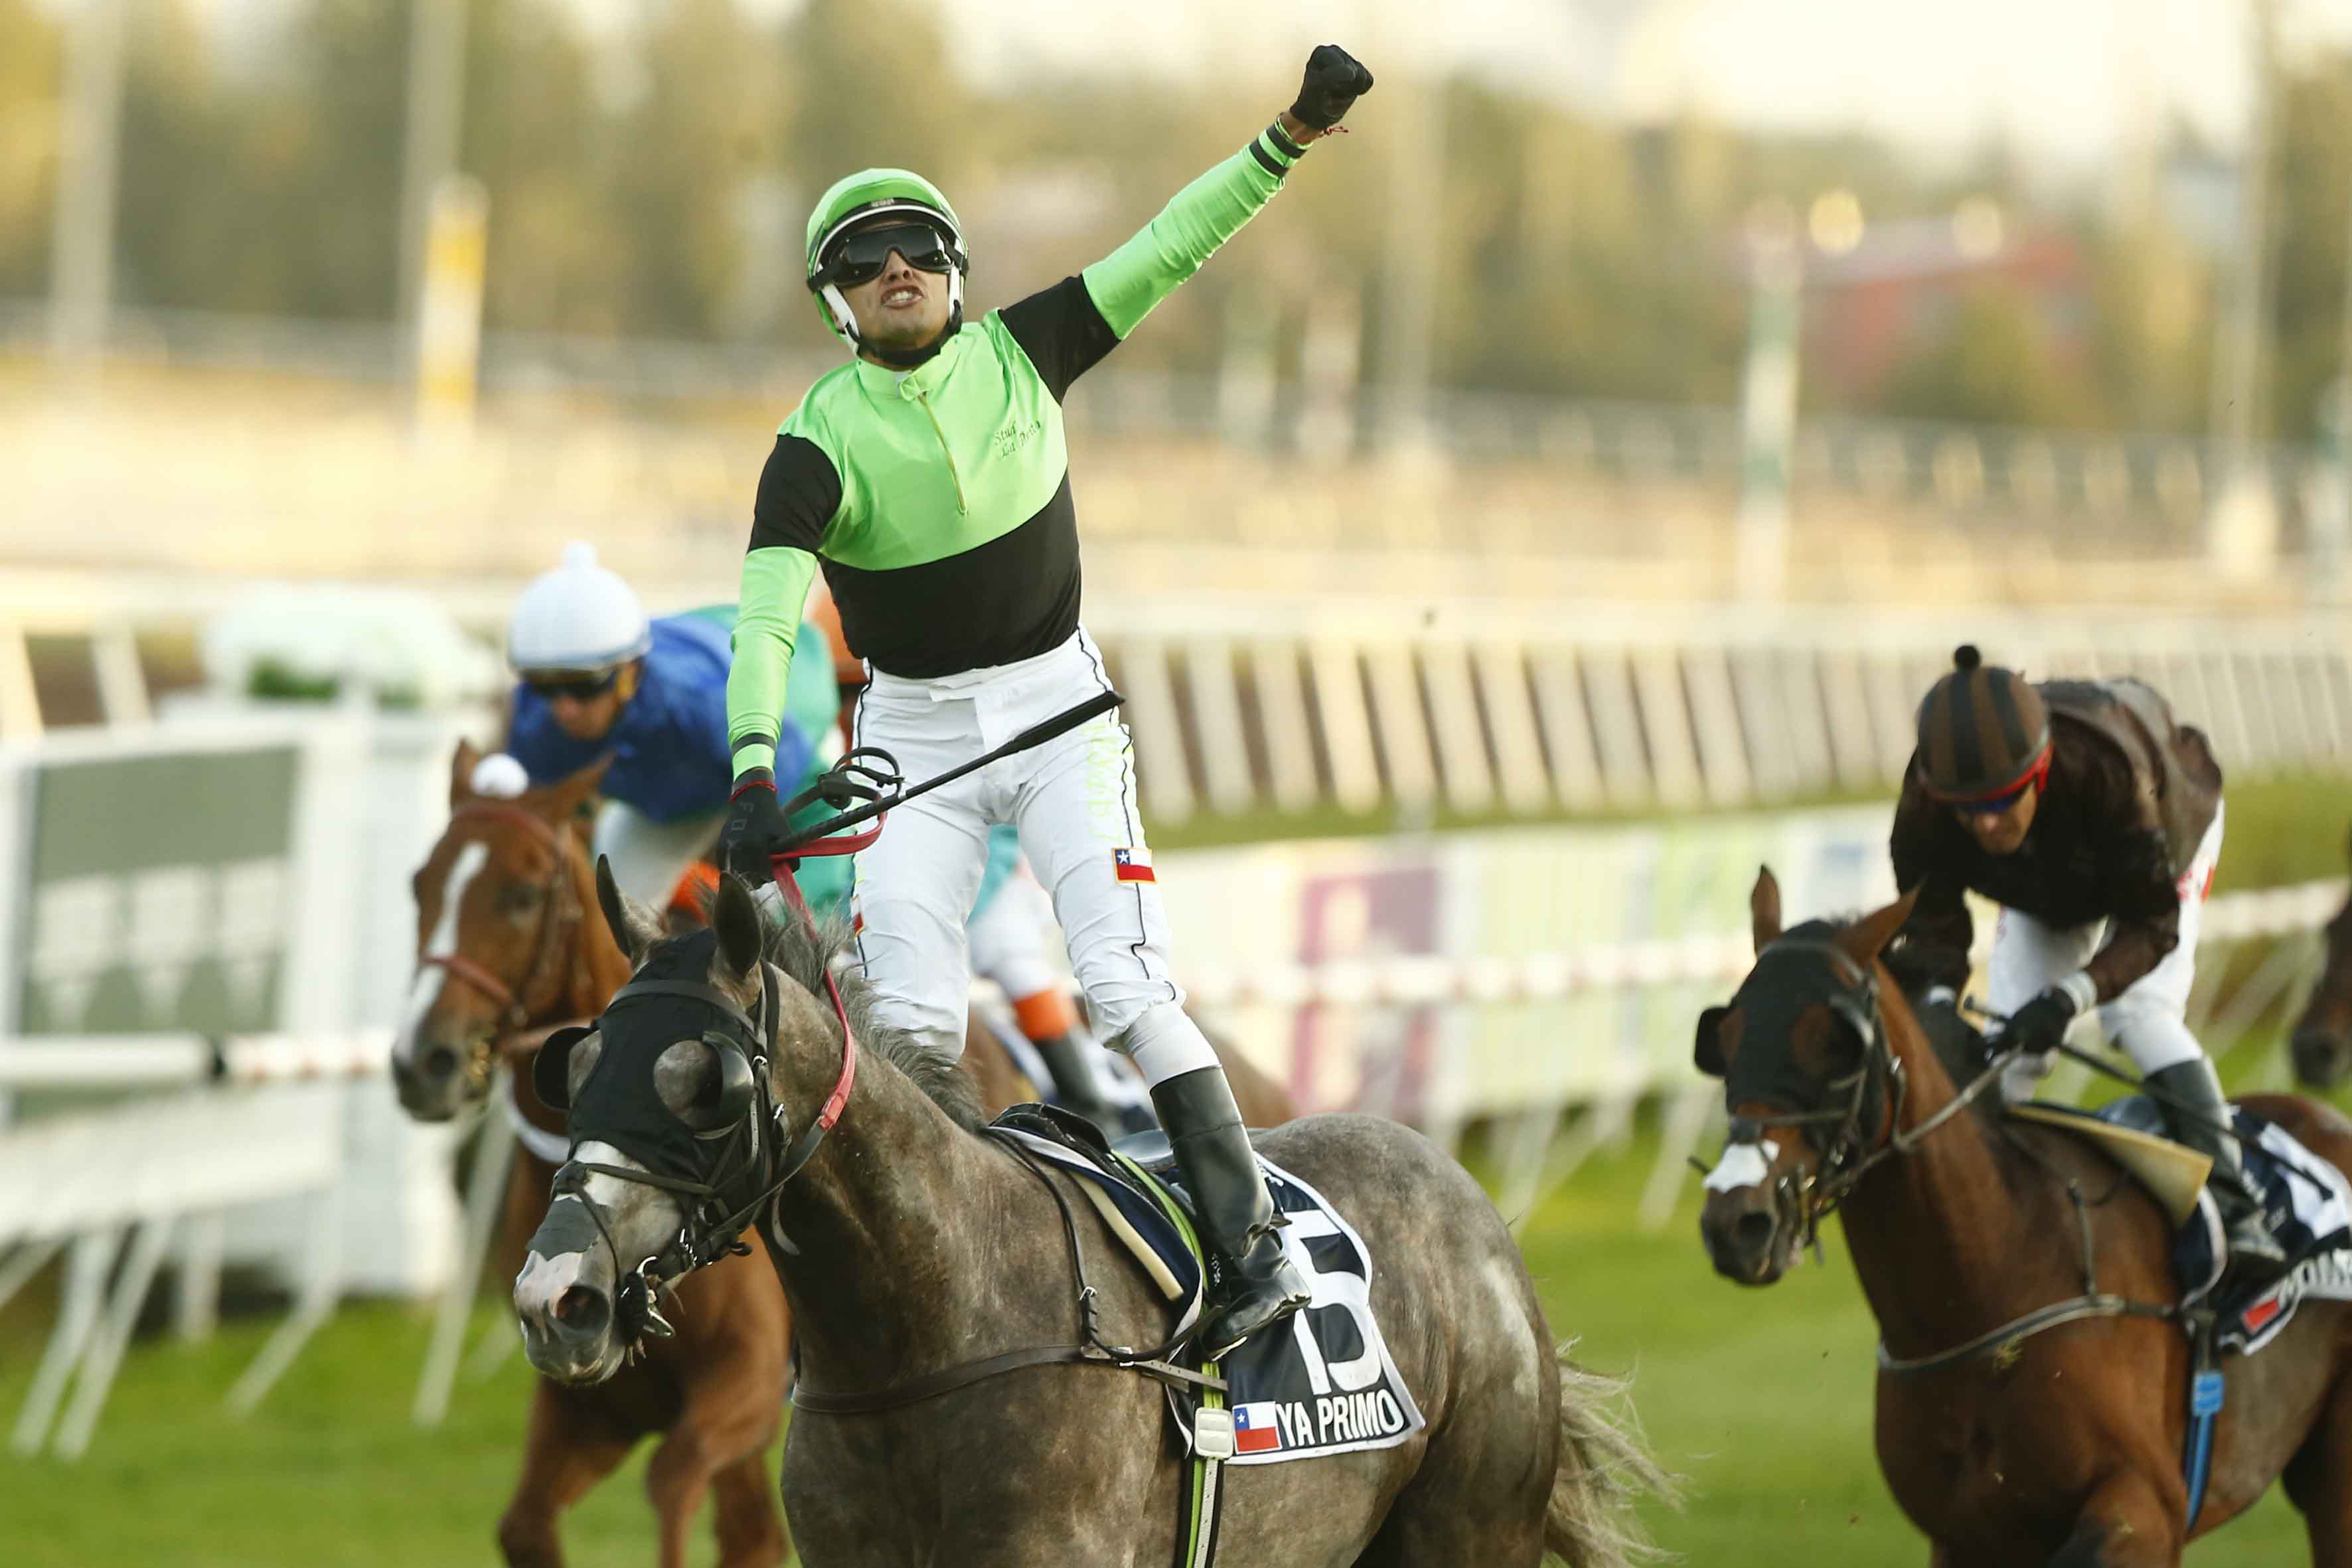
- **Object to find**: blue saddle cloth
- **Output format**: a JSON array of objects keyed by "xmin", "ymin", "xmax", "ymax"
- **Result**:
[{"xmin": 2084, "ymin": 1098, "xmax": 2352, "ymax": 1354}]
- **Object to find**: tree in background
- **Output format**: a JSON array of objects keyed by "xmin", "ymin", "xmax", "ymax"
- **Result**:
[
  {"xmin": 10, "ymin": 0, "xmax": 2348, "ymax": 449},
  {"xmin": 459, "ymin": 0, "xmax": 611, "ymax": 335},
  {"xmin": 2270, "ymin": 51, "xmax": 2352, "ymax": 445},
  {"xmin": 0, "ymin": 0, "xmax": 59, "ymax": 296}
]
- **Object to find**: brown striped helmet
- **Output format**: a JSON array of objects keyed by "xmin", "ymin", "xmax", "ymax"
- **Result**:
[{"xmin": 1914, "ymin": 646, "xmax": 2052, "ymax": 806}]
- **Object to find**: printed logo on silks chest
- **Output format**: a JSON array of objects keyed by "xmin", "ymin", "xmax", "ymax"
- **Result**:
[{"xmin": 1113, "ymin": 847, "xmax": 1156, "ymax": 885}]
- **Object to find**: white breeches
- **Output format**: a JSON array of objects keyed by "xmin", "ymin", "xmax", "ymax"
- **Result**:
[
  {"xmin": 848, "ymin": 629, "xmax": 1217, "ymax": 1087},
  {"xmin": 1992, "ymin": 803, "xmax": 2225, "ymax": 1101}
]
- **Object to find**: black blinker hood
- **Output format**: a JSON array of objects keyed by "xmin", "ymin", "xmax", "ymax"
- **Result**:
[{"xmin": 565, "ymin": 930, "xmax": 770, "ymax": 1186}]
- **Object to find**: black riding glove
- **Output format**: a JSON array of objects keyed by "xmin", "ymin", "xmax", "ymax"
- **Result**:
[
  {"xmin": 1289, "ymin": 44, "xmax": 1374, "ymax": 131},
  {"xmin": 718, "ymin": 771, "xmax": 786, "ymax": 889},
  {"xmin": 2003, "ymin": 984, "xmax": 2084, "ymax": 1058}
]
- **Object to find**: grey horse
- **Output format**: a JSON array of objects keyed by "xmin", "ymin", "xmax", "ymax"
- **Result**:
[{"xmin": 514, "ymin": 866, "xmax": 1669, "ymax": 1566}]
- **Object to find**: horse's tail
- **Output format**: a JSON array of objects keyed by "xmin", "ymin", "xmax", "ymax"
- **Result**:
[{"xmin": 1543, "ymin": 1344, "xmax": 1677, "ymax": 1567}]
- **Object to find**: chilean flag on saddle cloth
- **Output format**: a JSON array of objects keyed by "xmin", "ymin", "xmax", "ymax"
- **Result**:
[
  {"xmin": 1231, "ymin": 1401, "xmax": 1283, "ymax": 1454},
  {"xmin": 1113, "ymin": 847, "xmax": 1156, "ymax": 884}
]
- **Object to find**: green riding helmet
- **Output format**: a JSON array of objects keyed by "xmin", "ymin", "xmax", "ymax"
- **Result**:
[{"xmin": 803, "ymin": 168, "xmax": 969, "ymax": 353}]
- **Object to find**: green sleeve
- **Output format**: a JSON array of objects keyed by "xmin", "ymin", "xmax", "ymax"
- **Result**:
[
  {"xmin": 1081, "ymin": 126, "xmax": 1302, "ymax": 339},
  {"xmin": 726, "ymin": 546, "xmax": 819, "ymax": 779},
  {"xmin": 779, "ymin": 617, "xmax": 841, "ymax": 792}
]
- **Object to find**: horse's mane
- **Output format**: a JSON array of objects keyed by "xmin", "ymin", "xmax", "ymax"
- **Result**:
[{"xmin": 762, "ymin": 907, "xmax": 988, "ymax": 1133}]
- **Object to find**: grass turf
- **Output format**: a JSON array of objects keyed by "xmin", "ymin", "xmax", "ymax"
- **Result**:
[{"xmin": 1, "ymin": 1117, "xmax": 2322, "ymax": 1566}]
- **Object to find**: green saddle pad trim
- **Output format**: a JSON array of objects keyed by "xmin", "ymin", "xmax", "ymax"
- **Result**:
[{"xmin": 1106, "ymin": 1147, "xmax": 1226, "ymax": 1568}]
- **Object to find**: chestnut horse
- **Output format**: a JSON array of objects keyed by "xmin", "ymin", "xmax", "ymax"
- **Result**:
[
  {"xmin": 390, "ymin": 742, "xmax": 791, "ymax": 1568},
  {"xmin": 2289, "ymin": 830, "xmax": 2352, "ymax": 1091},
  {"xmin": 1695, "ymin": 868, "xmax": 2352, "ymax": 1566},
  {"xmin": 388, "ymin": 744, "xmax": 1294, "ymax": 1565}
]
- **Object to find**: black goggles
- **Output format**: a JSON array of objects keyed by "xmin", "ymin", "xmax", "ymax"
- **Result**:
[
  {"xmin": 816, "ymin": 222, "xmax": 959, "ymax": 289},
  {"xmin": 526, "ymin": 668, "xmax": 621, "ymax": 702}
]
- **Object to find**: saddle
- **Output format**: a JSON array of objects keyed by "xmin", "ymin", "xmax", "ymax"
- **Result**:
[
  {"xmin": 2012, "ymin": 1096, "xmax": 2352, "ymax": 1351},
  {"xmin": 986, "ymin": 1105, "xmax": 1428, "ymax": 1466},
  {"xmin": 2007, "ymin": 1098, "xmax": 2213, "ymax": 1227}
]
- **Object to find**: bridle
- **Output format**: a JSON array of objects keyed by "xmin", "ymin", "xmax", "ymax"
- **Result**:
[
  {"xmin": 547, "ymin": 878, "xmax": 858, "ymax": 1347},
  {"xmin": 414, "ymin": 802, "xmax": 583, "ymax": 1093},
  {"xmin": 1705, "ymin": 939, "xmax": 1909, "ymax": 1255},
  {"xmin": 1707, "ymin": 939, "xmax": 2014, "ymax": 1252},
  {"xmin": 1706, "ymin": 939, "xmax": 2174, "ymax": 1377}
]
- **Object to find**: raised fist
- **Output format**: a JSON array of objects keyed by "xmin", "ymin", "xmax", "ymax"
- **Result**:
[{"xmin": 1290, "ymin": 44, "xmax": 1374, "ymax": 131}]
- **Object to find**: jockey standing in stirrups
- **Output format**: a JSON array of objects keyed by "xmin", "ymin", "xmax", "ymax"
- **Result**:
[
  {"xmin": 1889, "ymin": 645, "xmax": 2289, "ymax": 1283},
  {"xmin": 503, "ymin": 542, "xmax": 852, "ymax": 923},
  {"xmin": 718, "ymin": 46, "xmax": 1375, "ymax": 1357},
  {"xmin": 809, "ymin": 580, "xmax": 1131, "ymax": 1131}
]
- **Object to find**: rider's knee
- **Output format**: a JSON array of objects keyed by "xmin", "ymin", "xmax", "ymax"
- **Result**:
[
  {"xmin": 1116, "ymin": 1001, "xmax": 1217, "ymax": 1087},
  {"xmin": 2104, "ymin": 1005, "xmax": 2202, "ymax": 1077}
]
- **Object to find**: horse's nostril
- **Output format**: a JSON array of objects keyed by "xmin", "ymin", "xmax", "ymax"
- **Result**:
[
  {"xmin": 554, "ymin": 1286, "xmax": 609, "ymax": 1338},
  {"xmin": 1733, "ymin": 1209, "xmax": 1777, "ymax": 1257},
  {"xmin": 419, "ymin": 1045, "xmax": 461, "ymax": 1081}
]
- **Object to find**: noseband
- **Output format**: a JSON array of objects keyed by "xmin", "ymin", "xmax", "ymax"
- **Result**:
[
  {"xmin": 1716, "ymin": 940, "xmax": 1907, "ymax": 1253},
  {"xmin": 416, "ymin": 802, "xmax": 582, "ymax": 1087}
]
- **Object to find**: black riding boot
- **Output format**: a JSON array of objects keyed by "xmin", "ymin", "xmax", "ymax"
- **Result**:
[
  {"xmin": 1033, "ymin": 1031, "xmax": 1123, "ymax": 1135},
  {"xmin": 2148, "ymin": 1059, "xmax": 2290, "ymax": 1287},
  {"xmin": 1152, "ymin": 1066, "xmax": 1311, "ymax": 1358}
]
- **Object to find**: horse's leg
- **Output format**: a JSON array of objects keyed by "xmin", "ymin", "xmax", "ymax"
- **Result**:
[
  {"xmin": 707, "ymin": 1447, "xmax": 789, "ymax": 1568},
  {"xmin": 2047, "ymin": 1475, "xmax": 2182, "ymax": 1568},
  {"xmin": 645, "ymin": 1377, "xmax": 783, "ymax": 1568},
  {"xmin": 497, "ymin": 1381, "xmax": 635, "ymax": 1568},
  {"xmin": 2286, "ymin": 1371, "xmax": 2352, "ymax": 1567}
]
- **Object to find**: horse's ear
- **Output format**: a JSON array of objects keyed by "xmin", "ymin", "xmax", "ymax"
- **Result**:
[
  {"xmin": 543, "ymin": 754, "xmax": 613, "ymax": 822},
  {"xmin": 449, "ymin": 739, "xmax": 483, "ymax": 807},
  {"xmin": 1693, "ymin": 1005, "xmax": 1732, "ymax": 1078},
  {"xmin": 594, "ymin": 854, "xmax": 663, "ymax": 964},
  {"xmin": 1751, "ymin": 866, "xmax": 1783, "ymax": 955},
  {"xmin": 712, "ymin": 872, "xmax": 763, "ymax": 980},
  {"xmin": 1837, "ymin": 886, "xmax": 1921, "ymax": 969}
]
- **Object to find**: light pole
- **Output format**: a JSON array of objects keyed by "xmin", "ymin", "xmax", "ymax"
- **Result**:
[
  {"xmin": 47, "ymin": 0, "xmax": 127, "ymax": 369},
  {"xmin": 2205, "ymin": 0, "xmax": 2281, "ymax": 582},
  {"xmin": 396, "ymin": 0, "xmax": 469, "ymax": 382}
]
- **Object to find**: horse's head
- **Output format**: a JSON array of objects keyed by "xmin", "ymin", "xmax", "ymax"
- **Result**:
[
  {"xmin": 512, "ymin": 864, "xmax": 843, "ymax": 1385},
  {"xmin": 1693, "ymin": 867, "xmax": 1917, "ymax": 1286},
  {"xmin": 2291, "ymin": 832, "xmax": 2352, "ymax": 1089},
  {"xmin": 388, "ymin": 741, "xmax": 607, "ymax": 1121}
]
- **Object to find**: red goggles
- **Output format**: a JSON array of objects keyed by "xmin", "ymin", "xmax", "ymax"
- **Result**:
[{"xmin": 1930, "ymin": 747, "xmax": 2051, "ymax": 816}]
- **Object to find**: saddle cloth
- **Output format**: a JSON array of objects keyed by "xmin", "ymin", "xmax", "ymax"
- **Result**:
[
  {"xmin": 988, "ymin": 1107, "xmax": 1427, "ymax": 1466},
  {"xmin": 2034, "ymin": 1098, "xmax": 2352, "ymax": 1355}
]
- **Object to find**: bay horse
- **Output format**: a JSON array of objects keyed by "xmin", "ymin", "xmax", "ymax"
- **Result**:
[
  {"xmin": 390, "ymin": 740, "xmax": 791, "ymax": 1568},
  {"xmin": 2289, "ymin": 828, "xmax": 2352, "ymax": 1090},
  {"xmin": 511, "ymin": 867, "xmax": 1670, "ymax": 1566},
  {"xmin": 1695, "ymin": 867, "xmax": 2352, "ymax": 1566},
  {"xmin": 389, "ymin": 743, "xmax": 1296, "ymax": 1565}
]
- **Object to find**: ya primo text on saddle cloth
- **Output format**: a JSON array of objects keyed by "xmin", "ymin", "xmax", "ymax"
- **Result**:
[
  {"xmin": 995, "ymin": 1129, "xmax": 1426, "ymax": 1466},
  {"xmin": 1199, "ymin": 1162, "xmax": 1427, "ymax": 1466}
]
